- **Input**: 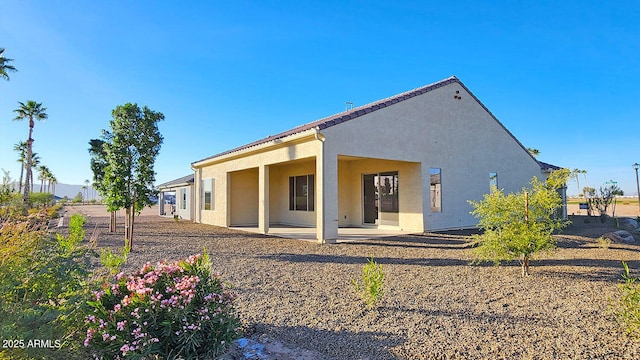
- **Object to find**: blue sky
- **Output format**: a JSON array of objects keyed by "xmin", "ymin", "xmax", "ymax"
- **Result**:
[{"xmin": 0, "ymin": 1, "xmax": 638, "ymax": 196}]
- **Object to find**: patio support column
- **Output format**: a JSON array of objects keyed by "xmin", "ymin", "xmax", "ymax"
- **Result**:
[
  {"xmin": 258, "ymin": 165, "xmax": 269, "ymax": 234},
  {"xmin": 316, "ymin": 151, "xmax": 338, "ymax": 243},
  {"xmin": 421, "ymin": 165, "xmax": 431, "ymax": 232},
  {"xmin": 159, "ymin": 192, "xmax": 164, "ymax": 216}
]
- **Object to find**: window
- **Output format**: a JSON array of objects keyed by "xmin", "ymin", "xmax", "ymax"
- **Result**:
[
  {"xmin": 379, "ymin": 172, "xmax": 399, "ymax": 213},
  {"xmin": 202, "ymin": 179, "xmax": 213, "ymax": 210},
  {"xmin": 489, "ymin": 172, "xmax": 498, "ymax": 190},
  {"xmin": 181, "ymin": 189, "xmax": 187, "ymax": 210},
  {"xmin": 289, "ymin": 174, "xmax": 314, "ymax": 211},
  {"xmin": 430, "ymin": 168, "xmax": 441, "ymax": 212}
]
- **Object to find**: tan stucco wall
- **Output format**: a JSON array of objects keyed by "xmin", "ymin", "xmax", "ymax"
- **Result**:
[
  {"xmin": 322, "ymin": 82, "xmax": 542, "ymax": 230},
  {"xmin": 194, "ymin": 139, "xmax": 321, "ymax": 228},
  {"xmin": 193, "ymin": 80, "xmax": 545, "ymax": 234},
  {"xmin": 269, "ymin": 160, "xmax": 316, "ymax": 226},
  {"xmin": 337, "ymin": 158, "xmax": 423, "ymax": 231},
  {"xmin": 229, "ymin": 168, "xmax": 259, "ymax": 226}
]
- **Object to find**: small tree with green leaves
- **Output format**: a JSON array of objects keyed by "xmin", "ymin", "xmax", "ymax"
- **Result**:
[
  {"xmin": 469, "ymin": 169, "xmax": 571, "ymax": 276},
  {"xmin": 100, "ymin": 103, "xmax": 163, "ymax": 251},
  {"xmin": 585, "ymin": 183, "xmax": 623, "ymax": 222}
]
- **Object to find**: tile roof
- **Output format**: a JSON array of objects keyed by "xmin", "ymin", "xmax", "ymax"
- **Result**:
[
  {"xmin": 537, "ymin": 161, "xmax": 563, "ymax": 171},
  {"xmin": 192, "ymin": 76, "xmax": 554, "ymax": 171},
  {"xmin": 156, "ymin": 174, "xmax": 194, "ymax": 189}
]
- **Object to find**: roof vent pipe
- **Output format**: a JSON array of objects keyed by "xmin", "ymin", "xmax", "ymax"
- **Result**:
[{"xmin": 345, "ymin": 101, "xmax": 353, "ymax": 111}]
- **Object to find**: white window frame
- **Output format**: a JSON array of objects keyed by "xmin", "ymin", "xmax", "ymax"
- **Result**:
[{"xmin": 201, "ymin": 178, "xmax": 214, "ymax": 211}]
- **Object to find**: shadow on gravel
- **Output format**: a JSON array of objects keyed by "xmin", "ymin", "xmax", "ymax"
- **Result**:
[
  {"xmin": 349, "ymin": 235, "xmax": 472, "ymax": 250},
  {"xmin": 257, "ymin": 253, "xmax": 492, "ymax": 267},
  {"xmin": 379, "ymin": 305, "xmax": 554, "ymax": 327},
  {"xmin": 249, "ymin": 323, "xmax": 406, "ymax": 360}
]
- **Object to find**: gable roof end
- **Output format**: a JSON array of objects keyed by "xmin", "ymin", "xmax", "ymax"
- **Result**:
[{"xmin": 192, "ymin": 76, "xmax": 460, "ymax": 165}]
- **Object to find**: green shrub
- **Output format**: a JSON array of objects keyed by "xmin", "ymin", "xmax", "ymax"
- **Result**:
[
  {"xmin": 352, "ymin": 256, "xmax": 385, "ymax": 309},
  {"xmin": 84, "ymin": 252, "xmax": 240, "ymax": 359},
  {"xmin": 0, "ymin": 211, "xmax": 94, "ymax": 359},
  {"xmin": 596, "ymin": 236, "xmax": 611, "ymax": 249},
  {"xmin": 58, "ymin": 214, "xmax": 86, "ymax": 252},
  {"xmin": 614, "ymin": 262, "xmax": 640, "ymax": 337},
  {"xmin": 99, "ymin": 244, "xmax": 129, "ymax": 275},
  {"xmin": 469, "ymin": 170, "xmax": 570, "ymax": 276},
  {"xmin": 29, "ymin": 192, "xmax": 55, "ymax": 208}
]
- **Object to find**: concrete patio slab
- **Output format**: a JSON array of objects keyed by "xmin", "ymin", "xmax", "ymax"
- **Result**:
[{"xmin": 229, "ymin": 225, "xmax": 417, "ymax": 242}]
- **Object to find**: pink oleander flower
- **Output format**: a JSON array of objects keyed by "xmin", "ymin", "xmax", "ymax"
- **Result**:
[
  {"xmin": 120, "ymin": 344, "xmax": 130, "ymax": 356},
  {"xmin": 117, "ymin": 320, "xmax": 127, "ymax": 331}
]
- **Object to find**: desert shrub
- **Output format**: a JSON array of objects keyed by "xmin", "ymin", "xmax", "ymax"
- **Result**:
[
  {"xmin": 469, "ymin": 170, "xmax": 570, "ymax": 276},
  {"xmin": 596, "ymin": 236, "xmax": 611, "ymax": 249},
  {"xmin": 29, "ymin": 192, "xmax": 55, "ymax": 208},
  {"xmin": 57, "ymin": 214, "xmax": 86, "ymax": 252},
  {"xmin": 353, "ymin": 256, "xmax": 385, "ymax": 309},
  {"xmin": 84, "ymin": 252, "xmax": 240, "ymax": 359},
  {"xmin": 614, "ymin": 262, "xmax": 640, "ymax": 337},
  {"xmin": 0, "ymin": 211, "xmax": 94, "ymax": 359},
  {"xmin": 100, "ymin": 244, "xmax": 130, "ymax": 275}
]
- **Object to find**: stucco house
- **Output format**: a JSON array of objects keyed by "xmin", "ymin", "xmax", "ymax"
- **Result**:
[
  {"xmin": 157, "ymin": 174, "xmax": 194, "ymax": 220},
  {"xmin": 178, "ymin": 76, "xmax": 562, "ymax": 243}
]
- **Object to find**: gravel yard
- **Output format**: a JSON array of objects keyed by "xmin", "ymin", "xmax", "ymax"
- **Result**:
[{"xmin": 68, "ymin": 205, "xmax": 640, "ymax": 359}]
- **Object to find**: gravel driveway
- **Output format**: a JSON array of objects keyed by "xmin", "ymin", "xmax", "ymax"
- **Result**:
[{"xmin": 68, "ymin": 205, "xmax": 640, "ymax": 359}]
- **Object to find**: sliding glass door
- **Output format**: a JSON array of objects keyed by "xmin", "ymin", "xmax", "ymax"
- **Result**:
[{"xmin": 363, "ymin": 171, "xmax": 399, "ymax": 226}]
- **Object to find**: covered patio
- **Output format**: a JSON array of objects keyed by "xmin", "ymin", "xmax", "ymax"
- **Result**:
[{"xmin": 229, "ymin": 225, "xmax": 417, "ymax": 242}]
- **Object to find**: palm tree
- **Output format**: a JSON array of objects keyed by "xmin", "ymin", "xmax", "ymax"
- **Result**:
[
  {"xmin": 0, "ymin": 48, "xmax": 17, "ymax": 81},
  {"xmin": 13, "ymin": 141, "xmax": 28, "ymax": 192},
  {"xmin": 29, "ymin": 154, "xmax": 40, "ymax": 193},
  {"xmin": 573, "ymin": 169, "xmax": 588, "ymax": 198},
  {"xmin": 50, "ymin": 175, "xmax": 57, "ymax": 196},
  {"xmin": 84, "ymin": 179, "xmax": 90, "ymax": 201},
  {"xmin": 38, "ymin": 165, "xmax": 48, "ymax": 192},
  {"xmin": 13, "ymin": 101, "xmax": 48, "ymax": 205}
]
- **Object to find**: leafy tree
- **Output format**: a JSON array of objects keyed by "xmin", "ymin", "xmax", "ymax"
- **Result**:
[
  {"xmin": 0, "ymin": 47, "xmax": 17, "ymax": 81},
  {"xmin": 13, "ymin": 101, "xmax": 48, "ymax": 206},
  {"xmin": 469, "ymin": 169, "xmax": 571, "ymax": 276},
  {"xmin": 88, "ymin": 138, "xmax": 115, "ymax": 231},
  {"xmin": 0, "ymin": 169, "xmax": 16, "ymax": 206},
  {"xmin": 72, "ymin": 192, "xmax": 83, "ymax": 203},
  {"xmin": 585, "ymin": 183, "xmax": 623, "ymax": 221},
  {"xmin": 101, "ymin": 103, "xmax": 164, "ymax": 250}
]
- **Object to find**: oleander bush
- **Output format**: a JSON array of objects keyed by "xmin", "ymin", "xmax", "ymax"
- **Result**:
[{"xmin": 84, "ymin": 252, "xmax": 241, "ymax": 359}]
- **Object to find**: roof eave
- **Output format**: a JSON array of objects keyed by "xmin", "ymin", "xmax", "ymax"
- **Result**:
[{"xmin": 191, "ymin": 129, "xmax": 317, "ymax": 168}]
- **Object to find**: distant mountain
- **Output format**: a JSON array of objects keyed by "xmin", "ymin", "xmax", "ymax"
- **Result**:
[{"xmin": 10, "ymin": 182, "xmax": 100, "ymax": 200}]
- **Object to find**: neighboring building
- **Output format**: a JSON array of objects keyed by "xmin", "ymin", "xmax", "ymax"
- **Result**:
[
  {"xmin": 183, "ymin": 76, "xmax": 562, "ymax": 243},
  {"xmin": 157, "ymin": 174, "xmax": 194, "ymax": 220}
]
